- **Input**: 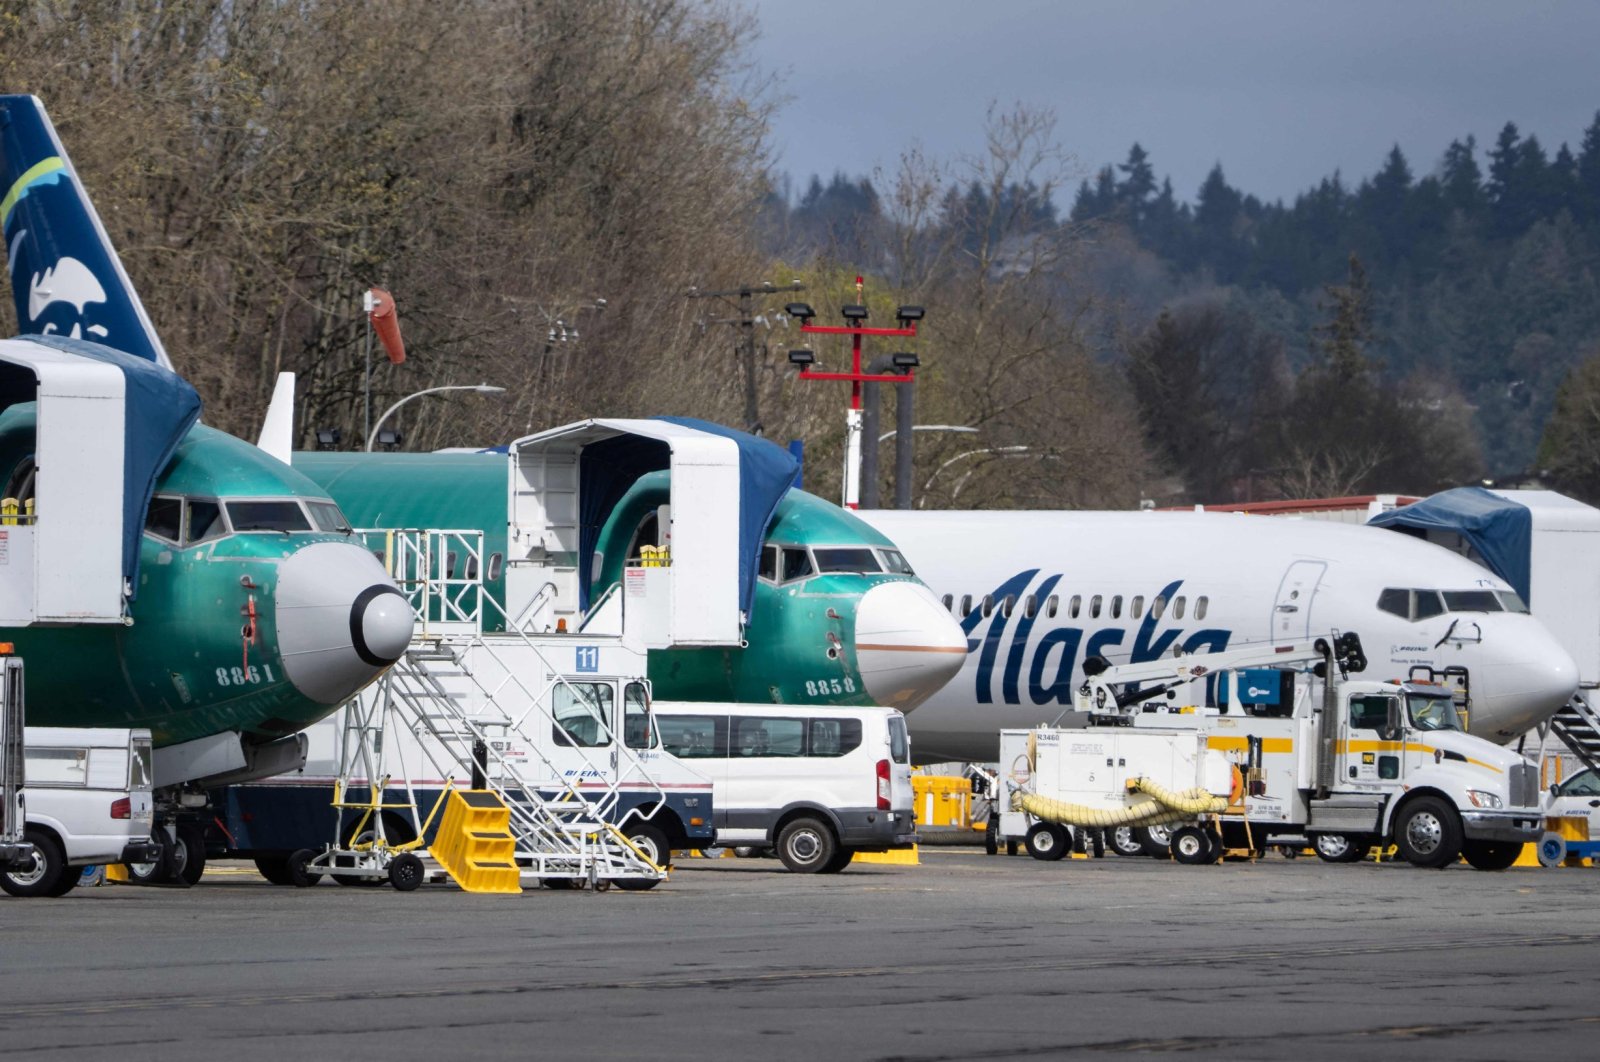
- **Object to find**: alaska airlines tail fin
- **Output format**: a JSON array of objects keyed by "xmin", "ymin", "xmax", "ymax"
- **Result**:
[{"xmin": 0, "ymin": 95, "xmax": 172, "ymax": 369}]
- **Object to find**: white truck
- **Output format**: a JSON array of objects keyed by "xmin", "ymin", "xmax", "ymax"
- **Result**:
[
  {"xmin": 998, "ymin": 632, "xmax": 1543, "ymax": 869},
  {"xmin": 0, "ymin": 726, "xmax": 162, "ymax": 897}
]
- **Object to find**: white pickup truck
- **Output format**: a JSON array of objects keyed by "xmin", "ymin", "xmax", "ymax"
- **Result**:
[{"xmin": 0, "ymin": 727, "xmax": 162, "ymax": 897}]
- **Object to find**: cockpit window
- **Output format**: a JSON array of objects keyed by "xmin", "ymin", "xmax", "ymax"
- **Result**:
[
  {"xmin": 188, "ymin": 501, "xmax": 227, "ymax": 544},
  {"xmin": 781, "ymin": 547, "xmax": 813, "ymax": 582},
  {"xmin": 878, "ymin": 549, "xmax": 915, "ymax": 576},
  {"xmin": 813, "ymin": 547, "xmax": 882, "ymax": 574},
  {"xmin": 1414, "ymin": 591, "xmax": 1445, "ymax": 620},
  {"xmin": 1496, "ymin": 591, "xmax": 1529, "ymax": 614},
  {"xmin": 144, "ymin": 496, "xmax": 182, "ymax": 543},
  {"xmin": 1443, "ymin": 590, "xmax": 1503, "ymax": 613},
  {"xmin": 308, "ymin": 501, "xmax": 352, "ymax": 534},
  {"xmin": 225, "ymin": 500, "xmax": 311, "ymax": 532},
  {"xmin": 759, "ymin": 545, "xmax": 778, "ymax": 581},
  {"xmin": 1378, "ymin": 588, "xmax": 1409, "ymax": 618},
  {"xmin": 1407, "ymin": 693, "xmax": 1463, "ymax": 732}
]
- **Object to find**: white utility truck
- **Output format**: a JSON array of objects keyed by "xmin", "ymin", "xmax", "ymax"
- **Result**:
[{"xmin": 997, "ymin": 633, "xmax": 1543, "ymax": 869}]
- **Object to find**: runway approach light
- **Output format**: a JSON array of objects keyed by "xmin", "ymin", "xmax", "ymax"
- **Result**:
[
  {"xmin": 787, "ymin": 348, "xmax": 816, "ymax": 367},
  {"xmin": 891, "ymin": 352, "xmax": 920, "ymax": 372},
  {"xmin": 785, "ymin": 302, "xmax": 816, "ymax": 324},
  {"xmin": 840, "ymin": 304, "xmax": 869, "ymax": 321},
  {"xmin": 896, "ymin": 305, "xmax": 925, "ymax": 325}
]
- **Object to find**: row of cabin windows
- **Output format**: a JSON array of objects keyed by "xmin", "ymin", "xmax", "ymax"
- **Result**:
[
  {"xmin": 658, "ymin": 714, "xmax": 864, "ymax": 760},
  {"xmin": 939, "ymin": 591, "xmax": 1209, "ymax": 623},
  {"xmin": 1375, "ymin": 587, "xmax": 1529, "ymax": 622}
]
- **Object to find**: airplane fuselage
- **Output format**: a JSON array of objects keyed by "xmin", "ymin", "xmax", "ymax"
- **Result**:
[{"xmin": 861, "ymin": 510, "xmax": 1580, "ymax": 762}]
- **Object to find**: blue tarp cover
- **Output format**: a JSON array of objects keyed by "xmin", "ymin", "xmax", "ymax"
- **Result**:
[
  {"xmin": 1367, "ymin": 486, "xmax": 1531, "ymax": 602},
  {"xmin": 0, "ymin": 336, "xmax": 201, "ymax": 596},
  {"xmin": 574, "ymin": 417, "xmax": 799, "ymax": 617}
]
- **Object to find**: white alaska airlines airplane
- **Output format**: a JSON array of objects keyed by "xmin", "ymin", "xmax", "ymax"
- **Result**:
[{"xmin": 859, "ymin": 510, "xmax": 1580, "ymax": 763}]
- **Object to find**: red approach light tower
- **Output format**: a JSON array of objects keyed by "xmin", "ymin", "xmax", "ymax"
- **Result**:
[{"xmin": 786, "ymin": 276, "xmax": 923, "ymax": 509}]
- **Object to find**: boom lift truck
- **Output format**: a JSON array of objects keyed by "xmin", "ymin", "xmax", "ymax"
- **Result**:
[{"xmin": 998, "ymin": 632, "xmax": 1544, "ymax": 869}]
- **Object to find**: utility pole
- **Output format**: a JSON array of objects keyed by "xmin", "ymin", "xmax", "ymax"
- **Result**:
[{"xmin": 687, "ymin": 281, "xmax": 804, "ymax": 434}]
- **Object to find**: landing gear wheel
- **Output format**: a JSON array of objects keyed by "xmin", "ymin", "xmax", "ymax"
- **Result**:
[
  {"xmin": 1170, "ymin": 825, "xmax": 1214, "ymax": 865},
  {"xmin": 820, "ymin": 847, "xmax": 855, "ymax": 874},
  {"xmin": 1109, "ymin": 826, "xmax": 1144, "ymax": 858},
  {"xmin": 1395, "ymin": 797, "xmax": 1464, "ymax": 869},
  {"xmin": 1135, "ymin": 824, "xmax": 1173, "ymax": 860},
  {"xmin": 287, "ymin": 848, "xmax": 322, "ymax": 888},
  {"xmin": 1462, "ymin": 839, "xmax": 1523, "ymax": 871},
  {"xmin": 254, "ymin": 854, "xmax": 296, "ymax": 886},
  {"xmin": 616, "ymin": 822, "xmax": 669, "ymax": 891},
  {"xmin": 388, "ymin": 853, "xmax": 425, "ymax": 891},
  {"xmin": 176, "ymin": 825, "xmax": 207, "ymax": 886},
  {"xmin": 984, "ymin": 817, "xmax": 999, "ymax": 856},
  {"xmin": 0, "ymin": 829, "xmax": 70, "ymax": 898},
  {"xmin": 1025, "ymin": 822, "xmax": 1069, "ymax": 862},
  {"xmin": 1314, "ymin": 833, "xmax": 1366, "ymax": 863},
  {"xmin": 777, "ymin": 816, "xmax": 840, "ymax": 874}
]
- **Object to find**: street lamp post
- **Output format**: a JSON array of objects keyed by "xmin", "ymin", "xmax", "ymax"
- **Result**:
[{"xmin": 365, "ymin": 384, "xmax": 507, "ymax": 452}]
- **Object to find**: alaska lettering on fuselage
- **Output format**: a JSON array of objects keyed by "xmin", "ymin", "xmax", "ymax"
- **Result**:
[{"xmin": 959, "ymin": 572, "xmax": 1230, "ymax": 707}]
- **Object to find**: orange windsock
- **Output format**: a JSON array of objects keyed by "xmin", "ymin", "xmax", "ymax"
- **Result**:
[{"xmin": 368, "ymin": 287, "xmax": 406, "ymax": 365}]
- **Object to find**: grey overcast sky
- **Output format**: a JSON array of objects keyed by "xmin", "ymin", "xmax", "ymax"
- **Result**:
[{"xmin": 747, "ymin": 0, "xmax": 1600, "ymax": 206}]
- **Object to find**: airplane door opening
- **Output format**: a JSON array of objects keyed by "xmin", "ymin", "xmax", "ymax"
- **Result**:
[{"xmin": 1272, "ymin": 560, "xmax": 1326, "ymax": 640}]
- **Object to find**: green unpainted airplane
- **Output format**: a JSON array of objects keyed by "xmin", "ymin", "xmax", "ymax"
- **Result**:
[
  {"xmin": 297, "ymin": 452, "xmax": 968, "ymax": 711},
  {"xmin": 0, "ymin": 95, "xmax": 416, "ymax": 880}
]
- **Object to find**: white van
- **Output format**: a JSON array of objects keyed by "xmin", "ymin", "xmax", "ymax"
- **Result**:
[
  {"xmin": 653, "ymin": 703, "xmax": 916, "ymax": 873},
  {"xmin": 0, "ymin": 727, "xmax": 161, "ymax": 898}
]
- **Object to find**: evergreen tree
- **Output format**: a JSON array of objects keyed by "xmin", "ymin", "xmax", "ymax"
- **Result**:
[
  {"xmin": 1578, "ymin": 111, "xmax": 1600, "ymax": 222},
  {"xmin": 1194, "ymin": 163, "xmax": 1244, "ymax": 280},
  {"xmin": 1116, "ymin": 142, "xmax": 1157, "ymax": 226},
  {"xmin": 1312, "ymin": 253, "xmax": 1377, "ymax": 385},
  {"xmin": 1439, "ymin": 136, "xmax": 1484, "ymax": 219}
]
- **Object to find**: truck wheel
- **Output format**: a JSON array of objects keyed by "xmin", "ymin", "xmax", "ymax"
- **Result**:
[
  {"xmin": 1090, "ymin": 829, "xmax": 1106, "ymax": 859},
  {"xmin": 0, "ymin": 829, "xmax": 69, "ymax": 898},
  {"xmin": 616, "ymin": 822, "xmax": 669, "ymax": 891},
  {"xmin": 1313, "ymin": 833, "xmax": 1366, "ymax": 863},
  {"xmin": 1462, "ymin": 839, "xmax": 1523, "ymax": 871},
  {"xmin": 777, "ymin": 816, "xmax": 839, "ymax": 873},
  {"xmin": 1109, "ymin": 826, "xmax": 1144, "ymax": 857},
  {"xmin": 1395, "ymin": 797, "xmax": 1463, "ymax": 869},
  {"xmin": 1170, "ymin": 825, "xmax": 1213, "ymax": 865},
  {"xmin": 984, "ymin": 817, "xmax": 999, "ymax": 856},
  {"xmin": 1135, "ymin": 824, "xmax": 1172, "ymax": 860},
  {"xmin": 1025, "ymin": 822, "xmax": 1069, "ymax": 861}
]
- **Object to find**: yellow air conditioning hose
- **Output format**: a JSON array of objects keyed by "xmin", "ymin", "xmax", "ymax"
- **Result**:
[{"xmin": 1012, "ymin": 776, "xmax": 1227, "ymax": 828}]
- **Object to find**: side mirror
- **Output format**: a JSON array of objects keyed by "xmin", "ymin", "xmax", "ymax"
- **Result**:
[
  {"xmin": 1551, "ymin": 782, "xmax": 1561, "ymax": 796},
  {"xmin": 1380, "ymin": 700, "xmax": 1404, "ymax": 740}
]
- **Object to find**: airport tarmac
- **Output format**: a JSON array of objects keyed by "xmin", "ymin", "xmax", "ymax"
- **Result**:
[{"xmin": 6, "ymin": 849, "xmax": 1600, "ymax": 1061}]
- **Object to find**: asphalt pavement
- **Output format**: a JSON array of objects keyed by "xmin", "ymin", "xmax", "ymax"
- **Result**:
[{"xmin": 5, "ymin": 849, "xmax": 1599, "ymax": 1060}]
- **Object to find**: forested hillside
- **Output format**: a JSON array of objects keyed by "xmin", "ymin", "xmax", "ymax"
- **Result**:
[
  {"xmin": 4, "ymin": 1, "xmax": 1597, "ymax": 508},
  {"xmin": 762, "ymin": 115, "xmax": 1600, "ymax": 503}
]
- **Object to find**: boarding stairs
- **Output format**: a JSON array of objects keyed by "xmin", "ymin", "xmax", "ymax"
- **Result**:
[
  {"xmin": 333, "ymin": 528, "xmax": 667, "ymax": 889},
  {"xmin": 1548, "ymin": 690, "xmax": 1600, "ymax": 774}
]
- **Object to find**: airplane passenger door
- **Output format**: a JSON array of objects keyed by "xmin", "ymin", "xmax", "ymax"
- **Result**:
[{"xmin": 1272, "ymin": 561, "xmax": 1326, "ymax": 640}]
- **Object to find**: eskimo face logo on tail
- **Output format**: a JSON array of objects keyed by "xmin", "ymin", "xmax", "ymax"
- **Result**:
[
  {"xmin": 27, "ymin": 256, "xmax": 108, "ymax": 339},
  {"xmin": 962, "ymin": 574, "xmax": 1233, "ymax": 706}
]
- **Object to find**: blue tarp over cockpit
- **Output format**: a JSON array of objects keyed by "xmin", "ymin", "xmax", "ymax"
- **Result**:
[
  {"xmin": 0, "ymin": 335, "xmax": 201, "ymax": 596},
  {"xmin": 1367, "ymin": 486, "xmax": 1532, "ymax": 602},
  {"xmin": 574, "ymin": 417, "xmax": 799, "ymax": 617}
]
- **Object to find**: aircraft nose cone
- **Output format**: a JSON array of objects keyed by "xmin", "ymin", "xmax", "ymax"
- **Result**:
[
  {"xmin": 1473, "ymin": 622, "xmax": 1580, "ymax": 740},
  {"xmin": 351, "ymin": 585, "xmax": 414, "ymax": 666},
  {"xmin": 276, "ymin": 541, "xmax": 415, "ymax": 705},
  {"xmin": 854, "ymin": 580, "xmax": 968, "ymax": 711}
]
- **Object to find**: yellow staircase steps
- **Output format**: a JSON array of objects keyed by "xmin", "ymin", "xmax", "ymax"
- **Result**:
[{"xmin": 429, "ymin": 789, "xmax": 523, "ymax": 894}]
